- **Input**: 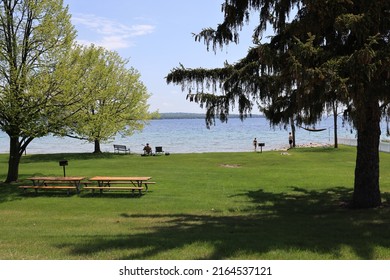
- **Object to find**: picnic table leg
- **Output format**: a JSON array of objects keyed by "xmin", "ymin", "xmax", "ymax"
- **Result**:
[
  {"xmin": 31, "ymin": 180, "xmax": 42, "ymax": 186},
  {"xmin": 74, "ymin": 181, "xmax": 81, "ymax": 194},
  {"xmin": 138, "ymin": 181, "xmax": 144, "ymax": 195},
  {"xmin": 130, "ymin": 188, "xmax": 142, "ymax": 196},
  {"xmin": 100, "ymin": 181, "xmax": 110, "ymax": 188}
]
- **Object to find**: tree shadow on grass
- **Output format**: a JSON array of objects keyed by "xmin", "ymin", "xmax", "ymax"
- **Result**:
[
  {"xmin": 56, "ymin": 186, "xmax": 390, "ymax": 260},
  {"xmin": 21, "ymin": 152, "xmax": 132, "ymax": 163},
  {"xmin": 0, "ymin": 183, "xmax": 24, "ymax": 203},
  {"xmin": 80, "ymin": 192, "xmax": 145, "ymax": 199},
  {"xmin": 294, "ymin": 147, "xmax": 340, "ymax": 153},
  {"xmin": 0, "ymin": 184, "xmax": 149, "ymax": 203}
]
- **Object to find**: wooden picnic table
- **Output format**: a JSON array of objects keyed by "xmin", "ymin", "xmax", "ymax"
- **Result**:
[
  {"xmin": 27, "ymin": 176, "xmax": 85, "ymax": 184},
  {"xmin": 21, "ymin": 176, "xmax": 86, "ymax": 194},
  {"xmin": 85, "ymin": 176, "xmax": 154, "ymax": 195}
]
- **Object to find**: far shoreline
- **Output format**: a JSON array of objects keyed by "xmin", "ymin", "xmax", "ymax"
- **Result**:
[{"xmin": 155, "ymin": 112, "xmax": 265, "ymax": 120}]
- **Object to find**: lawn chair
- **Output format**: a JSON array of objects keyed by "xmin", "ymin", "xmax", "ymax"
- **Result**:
[{"xmin": 155, "ymin": 146, "xmax": 164, "ymax": 155}]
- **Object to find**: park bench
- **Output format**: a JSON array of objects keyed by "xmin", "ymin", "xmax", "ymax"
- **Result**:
[{"xmin": 113, "ymin": 144, "xmax": 130, "ymax": 154}]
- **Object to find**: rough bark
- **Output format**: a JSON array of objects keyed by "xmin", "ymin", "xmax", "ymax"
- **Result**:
[
  {"xmin": 352, "ymin": 98, "xmax": 381, "ymax": 208},
  {"xmin": 290, "ymin": 117, "xmax": 296, "ymax": 147},
  {"xmin": 93, "ymin": 139, "xmax": 102, "ymax": 153},
  {"xmin": 6, "ymin": 136, "xmax": 22, "ymax": 183},
  {"xmin": 332, "ymin": 102, "xmax": 338, "ymax": 149}
]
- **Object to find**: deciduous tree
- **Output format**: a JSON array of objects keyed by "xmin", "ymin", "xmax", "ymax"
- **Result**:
[
  {"xmin": 0, "ymin": 0, "xmax": 76, "ymax": 182},
  {"xmin": 60, "ymin": 45, "xmax": 154, "ymax": 153}
]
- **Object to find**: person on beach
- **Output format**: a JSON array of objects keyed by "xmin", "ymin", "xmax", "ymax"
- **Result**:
[
  {"xmin": 253, "ymin": 138, "xmax": 258, "ymax": 152},
  {"xmin": 143, "ymin": 143, "xmax": 152, "ymax": 155},
  {"xmin": 288, "ymin": 132, "xmax": 293, "ymax": 149}
]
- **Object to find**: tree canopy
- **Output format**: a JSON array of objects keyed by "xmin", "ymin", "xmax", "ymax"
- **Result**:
[
  {"xmin": 167, "ymin": 0, "xmax": 390, "ymax": 208},
  {"xmin": 58, "ymin": 45, "xmax": 154, "ymax": 153}
]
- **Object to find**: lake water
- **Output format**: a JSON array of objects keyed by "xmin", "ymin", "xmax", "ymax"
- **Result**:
[{"xmin": 0, "ymin": 116, "xmax": 387, "ymax": 154}]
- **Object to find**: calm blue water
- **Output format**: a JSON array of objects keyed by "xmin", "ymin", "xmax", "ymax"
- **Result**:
[{"xmin": 0, "ymin": 117, "xmax": 386, "ymax": 154}]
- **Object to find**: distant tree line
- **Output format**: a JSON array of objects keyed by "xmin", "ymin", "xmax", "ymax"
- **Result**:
[{"xmin": 156, "ymin": 113, "xmax": 264, "ymax": 119}]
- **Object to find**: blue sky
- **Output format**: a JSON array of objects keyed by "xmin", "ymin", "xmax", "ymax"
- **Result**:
[{"xmin": 63, "ymin": 0, "xmax": 260, "ymax": 113}]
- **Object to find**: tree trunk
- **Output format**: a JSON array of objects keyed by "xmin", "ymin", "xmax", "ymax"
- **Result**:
[
  {"xmin": 93, "ymin": 139, "xmax": 102, "ymax": 153},
  {"xmin": 332, "ymin": 102, "xmax": 338, "ymax": 148},
  {"xmin": 290, "ymin": 117, "xmax": 296, "ymax": 147},
  {"xmin": 353, "ymin": 98, "xmax": 381, "ymax": 208},
  {"xmin": 6, "ymin": 136, "xmax": 22, "ymax": 183}
]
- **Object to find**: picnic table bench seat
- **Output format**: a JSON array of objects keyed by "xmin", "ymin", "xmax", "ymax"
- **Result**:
[
  {"xmin": 108, "ymin": 181, "xmax": 155, "ymax": 191},
  {"xmin": 42, "ymin": 181, "xmax": 77, "ymax": 186},
  {"xmin": 19, "ymin": 185, "xmax": 77, "ymax": 195},
  {"xmin": 83, "ymin": 186, "xmax": 144, "ymax": 195}
]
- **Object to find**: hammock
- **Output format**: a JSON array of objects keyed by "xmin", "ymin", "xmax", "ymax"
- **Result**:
[{"xmin": 300, "ymin": 126, "xmax": 327, "ymax": 132}]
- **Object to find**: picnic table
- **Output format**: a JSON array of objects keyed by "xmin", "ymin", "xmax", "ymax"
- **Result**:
[
  {"xmin": 20, "ymin": 176, "xmax": 85, "ymax": 194},
  {"xmin": 84, "ymin": 176, "xmax": 155, "ymax": 195}
]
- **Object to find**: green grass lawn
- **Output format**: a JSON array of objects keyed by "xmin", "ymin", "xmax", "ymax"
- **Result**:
[{"xmin": 0, "ymin": 146, "xmax": 389, "ymax": 260}]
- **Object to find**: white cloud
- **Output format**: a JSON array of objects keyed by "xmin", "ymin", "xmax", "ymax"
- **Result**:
[{"xmin": 71, "ymin": 14, "xmax": 155, "ymax": 50}]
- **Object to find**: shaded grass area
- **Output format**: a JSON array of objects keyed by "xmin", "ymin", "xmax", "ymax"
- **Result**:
[{"xmin": 0, "ymin": 146, "xmax": 389, "ymax": 259}]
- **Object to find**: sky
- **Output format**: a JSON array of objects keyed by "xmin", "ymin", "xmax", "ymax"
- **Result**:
[{"xmin": 62, "ymin": 0, "xmax": 262, "ymax": 114}]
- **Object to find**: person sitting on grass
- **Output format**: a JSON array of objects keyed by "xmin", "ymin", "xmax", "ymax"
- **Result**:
[{"xmin": 143, "ymin": 143, "xmax": 152, "ymax": 155}]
